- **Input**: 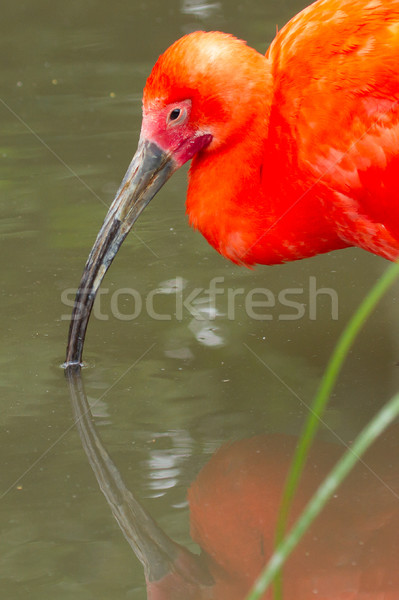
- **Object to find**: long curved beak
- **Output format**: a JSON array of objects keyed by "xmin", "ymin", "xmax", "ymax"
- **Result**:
[{"xmin": 65, "ymin": 139, "xmax": 175, "ymax": 367}]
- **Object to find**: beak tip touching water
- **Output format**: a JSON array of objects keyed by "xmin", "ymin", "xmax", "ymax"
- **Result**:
[{"xmin": 64, "ymin": 139, "xmax": 175, "ymax": 368}]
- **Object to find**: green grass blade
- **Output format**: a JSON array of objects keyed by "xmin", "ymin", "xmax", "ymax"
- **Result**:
[
  {"xmin": 246, "ymin": 390, "xmax": 399, "ymax": 600},
  {"xmin": 273, "ymin": 260, "xmax": 399, "ymax": 598}
]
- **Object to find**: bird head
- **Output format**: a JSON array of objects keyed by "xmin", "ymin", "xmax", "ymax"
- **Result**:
[
  {"xmin": 141, "ymin": 31, "xmax": 267, "ymax": 158},
  {"xmin": 65, "ymin": 31, "xmax": 267, "ymax": 366}
]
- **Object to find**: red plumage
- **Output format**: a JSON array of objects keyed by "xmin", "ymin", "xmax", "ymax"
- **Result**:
[{"xmin": 144, "ymin": 0, "xmax": 399, "ymax": 265}]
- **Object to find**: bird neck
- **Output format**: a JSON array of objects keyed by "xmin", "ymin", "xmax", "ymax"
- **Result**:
[
  {"xmin": 186, "ymin": 116, "xmax": 266, "ymax": 265},
  {"xmin": 186, "ymin": 96, "xmax": 348, "ymax": 266}
]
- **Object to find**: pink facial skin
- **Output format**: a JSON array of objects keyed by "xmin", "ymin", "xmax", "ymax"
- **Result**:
[{"xmin": 141, "ymin": 99, "xmax": 213, "ymax": 168}]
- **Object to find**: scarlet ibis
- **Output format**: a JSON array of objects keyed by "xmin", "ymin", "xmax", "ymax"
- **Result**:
[
  {"xmin": 67, "ymin": 367, "xmax": 399, "ymax": 600},
  {"xmin": 66, "ymin": 0, "xmax": 399, "ymax": 365}
]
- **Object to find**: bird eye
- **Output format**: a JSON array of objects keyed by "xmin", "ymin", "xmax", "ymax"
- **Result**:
[
  {"xmin": 167, "ymin": 106, "xmax": 188, "ymax": 127},
  {"xmin": 169, "ymin": 108, "xmax": 181, "ymax": 121}
]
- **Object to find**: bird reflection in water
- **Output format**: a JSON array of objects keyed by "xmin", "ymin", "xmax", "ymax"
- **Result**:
[{"xmin": 66, "ymin": 368, "xmax": 399, "ymax": 599}]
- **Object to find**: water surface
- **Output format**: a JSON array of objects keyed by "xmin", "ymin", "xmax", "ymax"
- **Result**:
[{"xmin": 1, "ymin": 1, "xmax": 399, "ymax": 598}]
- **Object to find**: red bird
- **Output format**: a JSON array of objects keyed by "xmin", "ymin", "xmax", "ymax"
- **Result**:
[{"xmin": 66, "ymin": 0, "xmax": 399, "ymax": 365}]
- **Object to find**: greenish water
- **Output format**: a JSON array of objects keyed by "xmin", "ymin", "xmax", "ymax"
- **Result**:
[{"xmin": 1, "ymin": 1, "xmax": 399, "ymax": 598}]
